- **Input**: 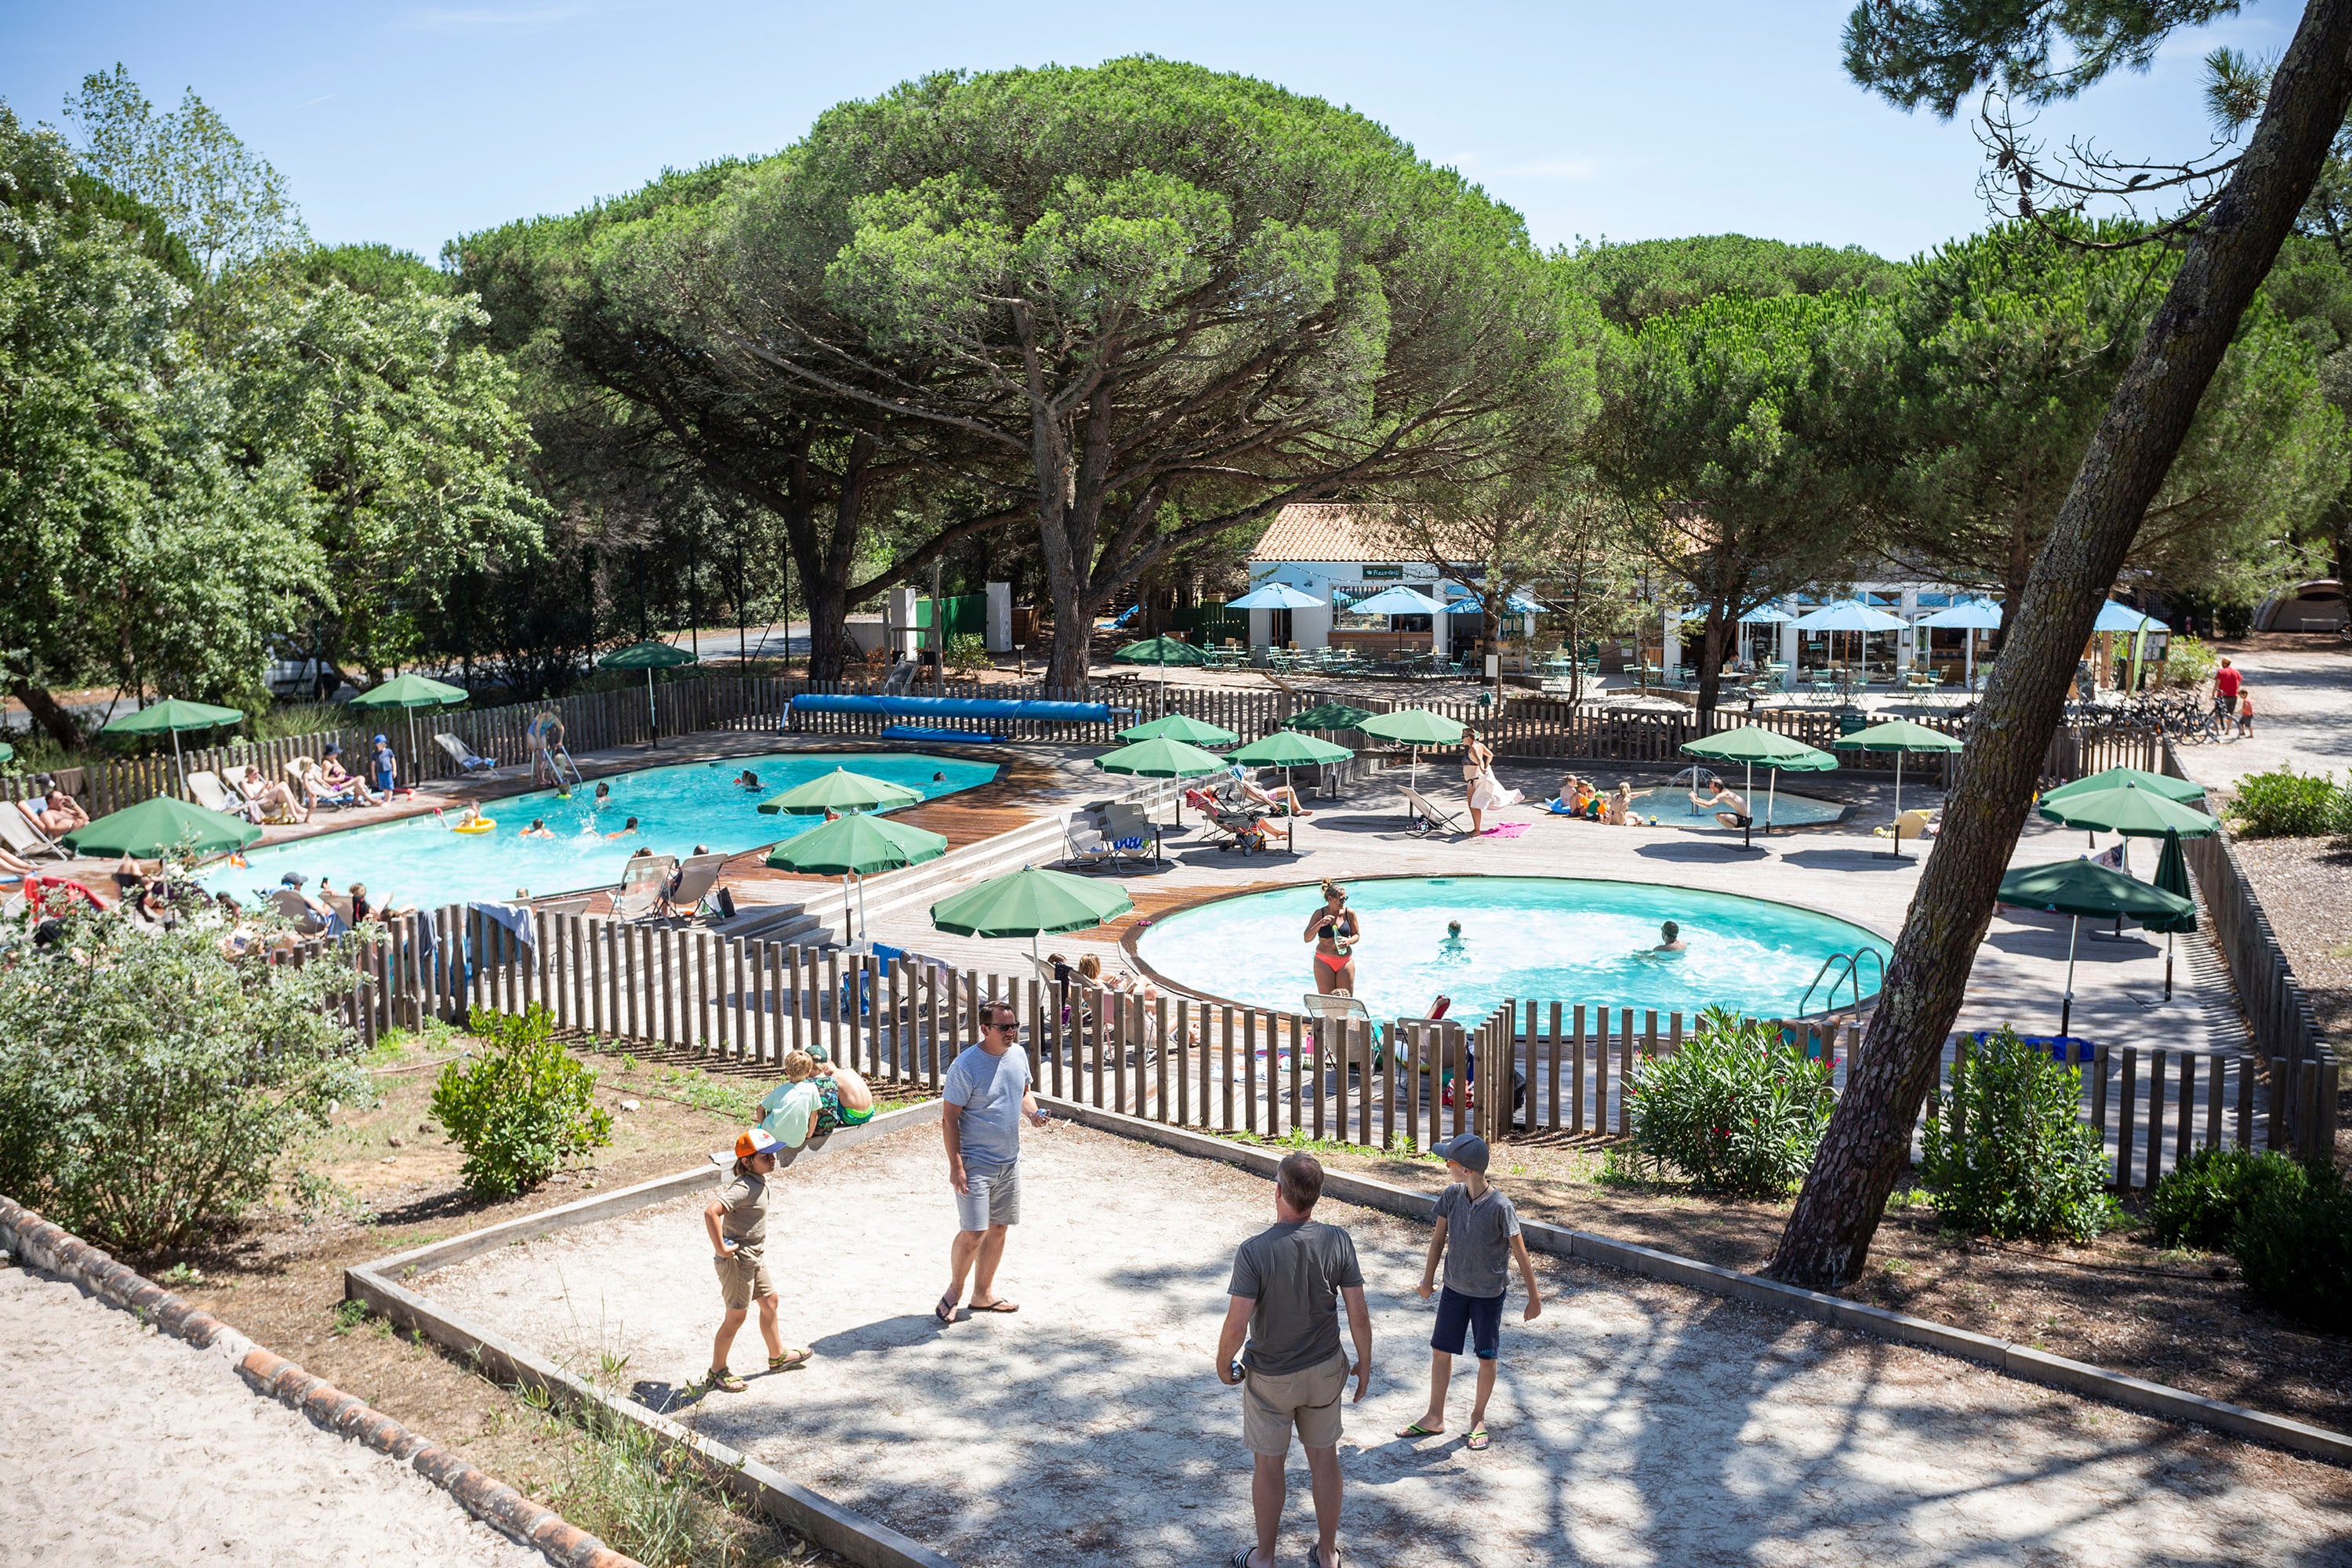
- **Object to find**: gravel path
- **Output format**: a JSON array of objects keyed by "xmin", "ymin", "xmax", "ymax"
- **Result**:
[
  {"xmin": 0, "ymin": 1258, "xmax": 540, "ymax": 1568},
  {"xmin": 421, "ymin": 1123, "xmax": 2352, "ymax": 1568}
]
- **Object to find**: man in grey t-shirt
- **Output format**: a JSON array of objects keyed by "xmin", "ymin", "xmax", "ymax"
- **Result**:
[
  {"xmin": 1215, "ymin": 1152, "xmax": 1370, "ymax": 1568},
  {"xmin": 937, "ymin": 998, "xmax": 1048, "ymax": 1323}
]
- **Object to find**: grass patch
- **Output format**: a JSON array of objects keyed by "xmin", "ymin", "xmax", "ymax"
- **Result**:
[{"xmin": 517, "ymin": 1385, "xmax": 793, "ymax": 1568}]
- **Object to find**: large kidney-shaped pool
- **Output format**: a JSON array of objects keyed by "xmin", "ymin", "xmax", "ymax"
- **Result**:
[
  {"xmin": 1133, "ymin": 876, "xmax": 1887, "ymax": 1022},
  {"xmin": 201, "ymin": 751, "xmax": 996, "ymax": 911}
]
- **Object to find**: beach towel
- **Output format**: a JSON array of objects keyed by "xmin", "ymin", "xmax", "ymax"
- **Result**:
[{"xmin": 1481, "ymin": 822, "xmax": 1530, "ymax": 839}]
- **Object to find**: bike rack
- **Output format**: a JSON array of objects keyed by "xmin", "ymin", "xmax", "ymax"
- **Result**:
[{"xmin": 1798, "ymin": 945, "xmax": 1886, "ymax": 1016}]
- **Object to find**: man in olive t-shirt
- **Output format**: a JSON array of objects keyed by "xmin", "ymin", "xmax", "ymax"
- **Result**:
[{"xmin": 1215, "ymin": 1152, "xmax": 1370, "ymax": 1568}]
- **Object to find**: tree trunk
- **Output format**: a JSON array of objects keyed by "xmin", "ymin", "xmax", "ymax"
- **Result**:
[
  {"xmin": 6, "ymin": 677, "xmax": 83, "ymax": 751},
  {"xmin": 1694, "ymin": 607, "xmax": 1728, "ymax": 727},
  {"xmin": 1769, "ymin": 0, "xmax": 2352, "ymax": 1290}
]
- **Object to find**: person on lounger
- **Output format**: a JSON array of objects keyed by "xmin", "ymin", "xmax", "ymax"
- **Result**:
[
  {"xmin": 318, "ymin": 743, "xmax": 381, "ymax": 805},
  {"xmin": 30, "ymin": 787, "xmax": 89, "ymax": 836},
  {"xmin": 1227, "ymin": 764, "xmax": 1312, "ymax": 818},
  {"xmin": 238, "ymin": 767, "xmax": 308, "ymax": 824}
]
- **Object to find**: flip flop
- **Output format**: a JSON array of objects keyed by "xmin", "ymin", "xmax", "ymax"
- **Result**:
[
  {"xmin": 968, "ymin": 1297, "xmax": 1020, "ymax": 1313},
  {"xmin": 1465, "ymin": 1427, "xmax": 1491, "ymax": 1451},
  {"xmin": 1395, "ymin": 1421, "xmax": 1443, "ymax": 1439},
  {"xmin": 1308, "ymin": 1546, "xmax": 1345, "ymax": 1568},
  {"xmin": 769, "ymin": 1348, "xmax": 812, "ymax": 1371},
  {"xmin": 935, "ymin": 1294, "xmax": 958, "ymax": 1323}
]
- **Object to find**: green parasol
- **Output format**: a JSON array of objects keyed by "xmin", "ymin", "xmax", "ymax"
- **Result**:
[
  {"xmin": 2041, "ymin": 766, "xmax": 2205, "ymax": 808},
  {"xmin": 1117, "ymin": 712, "xmax": 1238, "ymax": 746},
  {"xmin": 350, "ymin": 673, "xmax": 469, "ymax": 782},
  {"xmin": 1833, "ymin": 719, "xmax": 1962, "ymax": 858},
  {"xmin": 1113, "ymin": 634, "xmax": 1207, "ymax": 713},
  {"xmin": 63, "ymin": 794, "xmax": 260, "ymax": 860},
  {"xmin": 1229, "ymin": 731, "xmax": 1352, "ymax": 851},
  {"xmin": 1679, "ymin": 724, "xmax": 1838, "ymax": 848},
  {"xmin": 599, "ymin": 640, "xmax": 699, "ymax": 746},
  {"xmin": 2037, "ymin": 782, "xmax": 2216, "ymax": 839},
  {"xmin": 2147, "ymin": 826, "xmax": 2198, "ymax": 1000},
  {"xmin": 1096, "ymin": 735, "xmax": 1232, "ymax": 846},
  {"xmin": 757, "ymin": 766, "xmax": 924, "ymax": 816},
  {"xmin": 1996, "ymin": 856, "xmax": 2195, "ymax": 1037},
  {"xmin": 100, "ymin": 697, "xmax": 247, "ymax": 795},
  {"xmin": 1281, "ymin": 701, "xmax": 1374, "ymax": 734},
  {"xmin": 765, "ymin": 811, "xmax": 947, "ymax": 941},
  {"xmin": 1356, "ymin": 706, "xmax": 1466, "ymax": 799},
  {"xmin": 0, "ymin": 740, "xmax": 12, "ymax": 766},
  {"xmin": 928, "ymin": 865, "xmax": 1135, "ymax": 958}
]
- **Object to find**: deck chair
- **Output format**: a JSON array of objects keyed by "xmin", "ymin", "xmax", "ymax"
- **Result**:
[
  {"xmin": 1180, "ymin": 788, "xmax": 1287, "ymax": 856},
  {"xmin": 1062, "ymin": 809, "xmax": 1116, "ymax": 869},
  {"xmin": 0, "ymin": 800, "xmax": 70, "ymax": 862},
  {"xmin": 268, "ymin": 887, "xmax": 329, "ymax": 935},
  {"xmin": 1400, "ymin": 785, "xmax": 1469, "ymax": 837},
  {"xmin": 658, "ymin": 851, "xmax": 730, "ymax": 922},
  {"xmin": 234, "ymin": 772, "xmax": 300, "ymax": 826},
  {"xmin": 1300, "ymin": 992, "xmax": 1376, "ymax": 1072},
  {"xmin": 612, "ymin": 855, "xmax": 679, "ymax": 921},
  {"xmin": 434, "ymin": 733, "xmax": 499, "ymax": 774},
  {"xmin": 535, "ymin": 895, "xmax": 593, "ymax": 918},
  {"xmin": 286, "ymin": 757, "xmax": 357, "ymax": 811},
  {"xmin": 186, "ymin": 770, "xmax": 260, "ymax": 822},
  {"xmin": 1099, "ymin": 802, "xmax": 1159, "ymax": 867}
]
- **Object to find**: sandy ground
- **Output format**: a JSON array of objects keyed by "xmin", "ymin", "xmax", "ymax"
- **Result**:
[
  {"xmin": 2173, "ymin": 643, "xmax": 2352, "ymax": 795},
  {"xmin": 419, "ymin": 1122, "xmax": 2352, "ymax": 1568},
  {"xmin": 0, "ymin": 1258, "xmax": 539, "ymax": 1568}
]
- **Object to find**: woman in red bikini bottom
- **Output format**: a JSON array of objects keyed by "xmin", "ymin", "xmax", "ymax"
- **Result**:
[{"xmin": 1301, "ymin": 879, "xmax": 1361, "ymax": 996}]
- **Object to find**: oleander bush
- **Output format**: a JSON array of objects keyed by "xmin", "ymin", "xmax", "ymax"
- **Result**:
[
  {"xmin": 1628, "ymin": 1007, "xmax": 1835, "ymax": 1196},
  {"xmin": 2234, "ymin": 1168, "xmax": 2352, "ymax": 1333},
  {"xmin": 431, "ymin": 1004, "xmax": 612, "ymax": 1197},
  {"xmin": 1918, "ymin": 1026, "xmax": 2117, "ymax": 1240},
  {"xmin": 0, "ymin": 908, "xmax": 364, "ymax": 1250},
  {"xmin": 2227, "ymin": 768, "xmax": 2346, "ymax": 838},
  {"xmin": 2147, "ymin": 1147, "xmax": 2310, "ymax": 1251}
]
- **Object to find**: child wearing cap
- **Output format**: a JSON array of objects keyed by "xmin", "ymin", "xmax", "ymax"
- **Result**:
[
  {"xmin": 700, "ymin": 1127, "xmax": 812, "ymax": 1392},
  {"xmin": 1397, "ymin": 1132, "xmax": 1542, "ymax": 1452}
]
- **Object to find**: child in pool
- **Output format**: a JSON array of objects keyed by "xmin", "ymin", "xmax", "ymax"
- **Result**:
[
  {"xmin": 1439, "ymin": 920, "xmax": 1469, "ymax": 964},
  {"xmin": 519, "ymin": 818, "xmax": 555, "ymax": 840},
  {"xmin": 736, "ymin": 770, "xmax": 760, "ymax": 790}
]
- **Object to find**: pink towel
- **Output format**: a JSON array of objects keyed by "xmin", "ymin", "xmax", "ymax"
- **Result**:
[{"xmin": 1482, "ymin": 822, "xmax": 1530, "ymax": 839}]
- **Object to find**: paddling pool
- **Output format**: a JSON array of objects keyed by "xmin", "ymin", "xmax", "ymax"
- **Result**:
[
  {"xmin": 199, "ymin": 752, "xmax": 996, "ymax": 911},
  {"xmin": 1626, "ymin": 786, "xmax": 1849, "ymax": 829},
  {"xmin": 1133, "ymin": 876, "xmax": 1887, "ymax": 1022}
]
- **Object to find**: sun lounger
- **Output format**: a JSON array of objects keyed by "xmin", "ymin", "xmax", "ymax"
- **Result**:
[
  {"xmin": 1063, "ymin": 810, "xmax": 1116, "ymax": 869},
  {"xmin": 612, "ymin": 855, "xmax": 679, "ymax": 921},
  {"xmin": 287, "ymin": 757, "xmax": 357, "ymax": 810},
  {"xmin": 658, "ymin": 851, "xmax": 731, "ymax": 922},
  {"xmin": 535, "ymin": 895, "xmax": 593, "ymax": 918},
  {"xmin": 1181, "ymin": 788, "xmax": 1290, "ymax": 856},
  {"xmin": 1300, "ymin": 992, "xmax": 1375, "ymax": 1069},
  {"xmin": 1099, "ymin": 803, "xmax": 1159, "ymax": 867},
  {"xmin": 434, "ymin": 733, "xmax": 499, "ymax": 774},
  {"xmin": 268, "ymin": 887, "xmax": 329, "ymax": 935},
  {"xmin": 0, "ymin": 800, "xmax": 70, "ymax": 862},
  {"xmin": 1400, "ymin": 785, "xmax": 1469, "ymax": 837},
  {"xmin": 186, "ymin": 770, "xmax": 260, "ymax": 822}
]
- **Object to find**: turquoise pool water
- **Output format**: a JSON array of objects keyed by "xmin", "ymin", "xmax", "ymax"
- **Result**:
[
  {"xmin": 200, "ymin": 752, "xmax": 996, "ymax": 911},
  {"xmin": 1133, "ymin": 876, "xmax": 1886, "ymax": 1022},
  {"xmin": 1627, "ymin": 786, "xmax": 1848, "ymax": 829}
]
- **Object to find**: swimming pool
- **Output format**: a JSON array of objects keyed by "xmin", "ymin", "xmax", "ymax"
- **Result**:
[
  {"xmin": 1132, "ymin": 876, "xmax": 1886, "ymax": 1022},
  {"xmin": 1627, "ymin": 786, "xmax": 1849, "ymax": 829},
  {"xmin": 201, "ymin": 752, "xmax": 997, "ymax": 911}
]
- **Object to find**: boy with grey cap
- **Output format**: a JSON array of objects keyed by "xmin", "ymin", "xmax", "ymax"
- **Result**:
[{"xmin": 1396, "ymin": 1133, "xmax": 1541, "ymax": 1451}]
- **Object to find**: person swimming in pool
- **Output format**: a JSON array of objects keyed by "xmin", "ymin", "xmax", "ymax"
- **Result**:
[
  {"xmin": 520, "ymin": 818, "xmax": 555, "ymax": 840},
  {"xmin": 737, "ymin": 770, "xmax": 760, "ymax": 790},
  {"xmin": 604, "ymin": 815, "xmax": 640, "ymax": 839},
  {"xmin": 1302, "ymin": 880, "xmax": 1360, "ymax": 996},
  {"xmin": 593, "ymin": 780, "xmax": 613, "ymax": 809},
  {"xmin": 1439, "ymin": 920, "xmax": 1469, "ymax": 964},
  {"xmin": 1653, "ymin": 920, "xmax": 1687, "ymax": 954}
]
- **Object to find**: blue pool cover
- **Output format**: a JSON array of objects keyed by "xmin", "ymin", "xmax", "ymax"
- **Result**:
[{"xmin": 791, "ymin": 695, "xmax": 1116, "ymax": 722}]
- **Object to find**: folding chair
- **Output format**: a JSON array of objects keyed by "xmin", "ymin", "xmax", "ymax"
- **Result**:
[
  {"xmin": 1399, "ymin": 785, "xmax": 1470, "ymax": 837},
  {"xmin": 612, "ymin": 855, "xmax": 679, "ymax": 921},
  {"xmin": 434, "ymin": 733, "xmax": 499, "ymax": 774},
  {"xmin": 0, "ymin": 800, "xmax": 71, "ymax": 862}
]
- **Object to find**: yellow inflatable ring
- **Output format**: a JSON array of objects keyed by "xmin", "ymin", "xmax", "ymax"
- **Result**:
[{"xmin": 452, "ymin": 818, "xmax": 496, "ymax": 834}]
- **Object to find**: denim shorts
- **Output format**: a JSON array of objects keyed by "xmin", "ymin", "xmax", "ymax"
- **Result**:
[{"xmin": 1432, "ymin": 1285, "xmax": 1504, "ymax": 1360}]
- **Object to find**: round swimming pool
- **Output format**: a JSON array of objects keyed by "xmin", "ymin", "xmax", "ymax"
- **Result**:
[
  {"xmin": 1132, "ymin": 876, "xmax": 1886, "ymax": 1022},
  {"xmin": 199, "ymin": 751, "xmax": 996, "ymax": 911},
  {"xmin": 1627, "ymin": 786, "xmax": 1848, "ymax": 829}
]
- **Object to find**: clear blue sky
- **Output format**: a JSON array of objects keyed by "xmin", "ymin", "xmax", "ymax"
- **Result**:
[{"xmin": 1, "ymin": 1, "xmax": 2296, "ymax": 264}]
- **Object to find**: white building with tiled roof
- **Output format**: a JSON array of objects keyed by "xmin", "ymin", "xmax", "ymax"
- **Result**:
[{"xmin": 1243, "ymin": 503, "xmax": 1468, "ymax": 655}]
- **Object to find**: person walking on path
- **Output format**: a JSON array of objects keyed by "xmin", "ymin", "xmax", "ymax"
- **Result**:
[
  {"xmin": 1396, "ymin": 1134, "xmax": 1542, "ymax": 1452},
  {"xmin": 938, "ymin": 998, "xmax": 1048, "ymax": 1323},
  {"xmin": 702, "ymin": 1128, "xmax": 811, "ymax": 1393},
  {"xmin": 1216, "ymin": 1152, "xmax": 1371, "ymax": 1568},
  {"xmin": 2213, "ymin": 656, "xmax": 2243, "ymax": 721}
]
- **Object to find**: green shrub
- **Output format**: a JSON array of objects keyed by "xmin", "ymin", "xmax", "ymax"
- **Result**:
[
  {"xmin": 2227, "ymin": 768, "xmax": 2344, "ymax": 838},
  {"xmin": 2234, "ymin": 1169, "xmax": 2352, "ymax": 1333},
  {"xmin": 431, "ymin": 1004, "xmax": 612, "ymax": 1197},
  {"xmin": 1919, "ymin": 1026, "xmax": 2117, "ymax": 1240},
  {"xmin": 1628, "ymin": 1007, "xmax": 1835, "ymax": 1196},
  {"xmin": 0, "ymin": 909, "xmax": 365, "ymax": 1251},
  {"xmin": 2161, "ymin": 633, "xmax": 2218, "ymax": 691},
  {"xmin": 946, "ymin": 632, "xmax": 992, "ymax": 676},
  {"xmin": 2147, "ymin": 1147, "xmax": 2310, "ymax": 1251}
]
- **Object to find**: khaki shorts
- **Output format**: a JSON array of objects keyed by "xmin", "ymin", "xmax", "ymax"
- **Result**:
[
  {"xmin": 1241, "ymin": 1352, "xmax": 1349, "ymax": 1457},
  {"xmin": 714, "ymin": 1246, "xmax": 773, "ymax": 1311}
]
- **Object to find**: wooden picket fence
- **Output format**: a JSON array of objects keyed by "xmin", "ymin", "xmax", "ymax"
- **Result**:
[
  {"xmin": 283, "ymin": 903, "xmax": 2304, "ymax": 1179},
  {"xmin": 3, "ymin": 667, "xmax": 2165, "ymax": 815}
]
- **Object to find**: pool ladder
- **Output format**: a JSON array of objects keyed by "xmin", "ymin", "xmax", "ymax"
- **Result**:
[{"xmin": 1798, "ymin": 946, "xmax": 1886, "ymax": 1015}]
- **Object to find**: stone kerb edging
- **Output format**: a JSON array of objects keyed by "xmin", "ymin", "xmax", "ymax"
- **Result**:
[
  {"xmin": 347, "ymin": 1098, "xmax": 958, "ymax": 1568},
  {"xmin": 0, "ymin": 1194, "xmax": 642, "ymax": 1568},
  {"xmin": 1034, "ymin": 1095, "xmax": 2352, "ymax": 1469}
]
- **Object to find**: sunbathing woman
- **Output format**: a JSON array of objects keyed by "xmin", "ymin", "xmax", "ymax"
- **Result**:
[
  {"xmin": 318, "ymin": 745, "xmax": 382, "ymax": 805},
  {"xmin": 1302, "ymin": 880, "xmax": 1360, "ymax": 996},
  {"xmin": 236, "ymin": 767, "xmax": 307, "ymax": 825}
]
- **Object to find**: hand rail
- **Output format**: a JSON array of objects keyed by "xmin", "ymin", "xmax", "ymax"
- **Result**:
[{"xmin": 1798, "ymin": 946, "xmax": 1886, "ymax": 1016}]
